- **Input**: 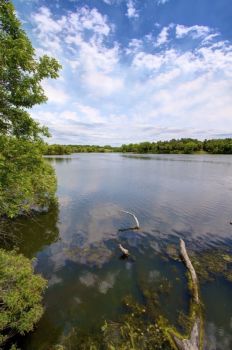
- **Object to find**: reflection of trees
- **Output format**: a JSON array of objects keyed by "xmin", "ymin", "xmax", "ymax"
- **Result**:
[
  {"xmin": 45, "ymin": 157, "xmax": 72, "ymax": 163},
  {"xmin": 1, "ymin": 205, "xmax": 59, "ymax": 258}
]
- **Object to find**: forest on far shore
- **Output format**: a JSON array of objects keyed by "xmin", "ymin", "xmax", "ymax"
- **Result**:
[{"xmin": 44, "ymin": 138, "xmax": 232, "ymax": 155}]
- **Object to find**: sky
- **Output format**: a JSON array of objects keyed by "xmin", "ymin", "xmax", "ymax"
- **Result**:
[{"xmin": 13, "ymin": 0, "xmax": 232, "ymax": 145}]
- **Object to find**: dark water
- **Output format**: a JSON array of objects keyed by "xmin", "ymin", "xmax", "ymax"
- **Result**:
[{"xmin": 7, "ymin": 153, "xmax": 232, "ymax": 349}]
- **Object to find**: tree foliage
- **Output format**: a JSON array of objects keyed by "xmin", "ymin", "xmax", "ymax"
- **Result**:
[
  {"xmin": 0, "ymin": 1, "xmax": 61, "ymax": 218},
  {"xmin": 0, "ymin": 136, "xmax": 57, "ymax": 218},
  {"xmin": 0, "ymin": 0, "xmax": 61, "ymax": 140},
  {"xmin": 0, "ymin": 249, "xmax": 47, "ymax": 345},
  {"xmin": 120, "ymin": 138, "xmax": 203, "ymax": 154},
  {"xmin": 203, "ymin": 138, "xmax": 232, "ymax": 154}
]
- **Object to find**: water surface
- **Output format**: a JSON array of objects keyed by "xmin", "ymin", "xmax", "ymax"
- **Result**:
[{"xmin": 7, "ymin": 153, "xmax": 232, "ymax": 349}]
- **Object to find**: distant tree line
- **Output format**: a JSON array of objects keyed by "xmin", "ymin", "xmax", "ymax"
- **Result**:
[
  {"xmin": 44, "ymin": 144, "xmax": 120, "ymax": 155},
  {"xmin": 44, "ymin": 138, "xmax": 232, "ymax": 155}
]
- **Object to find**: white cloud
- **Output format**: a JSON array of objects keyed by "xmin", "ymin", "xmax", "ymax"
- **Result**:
[
  {"xmin": 126, "ymin": 38, "xmax": 143, "ymax": 54},
  {"xmin": 75, "ymin": 103, "xmax": 104, "ymax": 123},
  {"xmin": 32, "ymin": 5, "xmax": 121, "ymax": 98},
  {"xmin": 202, "ymin": 33, "xmax": 219, "ymax": 45},
  {"xmin": 72, "ymin": 7, "xmax": 111, "ymax": 36},
  {"xmin": 176, "ymin": 24, "xmax": 211, "ymax": 39},
  {"xmin": 32, "ymin": 7, "xmax": 65, "ymax": 53},
  {"xmin": 156, "ymin": 0, "xmax": 170, "ymax": 5},
  {"xmin": 126, "ymin": 0, "xmax": 139, "ymax": 19},
  {"xmin": 156, "ymin": 26, "xmax": 170, "ymax": 46},
  {"xmin": 132, "ymin": 52, "xmax": 163, "ymax": 70},
  {"xmin": 102, "ymin": 0, "xmax": 114, "ymax": 4},
  {"xmin": 32, "ymin": 6, "xmax": 112, "ymax": 55},
  {"xmin": 42, "ymin": 81, "xmax": 69, "ymax": 104},
  {"xmin": 83, "ymin": 71, "xmax": 123, "ymax": 96}
]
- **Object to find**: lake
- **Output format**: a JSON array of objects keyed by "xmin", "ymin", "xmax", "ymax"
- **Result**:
[{"xmin": 7, "ymin": 153, "xmax": 232, "ymax": 349}]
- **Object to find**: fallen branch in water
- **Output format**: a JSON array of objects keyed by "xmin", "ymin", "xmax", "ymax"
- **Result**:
[
  {"xmin": 173, "ymin": 318, "xmax": 201, "ymax": 350},
  {"xmin": 169, "ymin": 239, "xmax": 202, "ymax": 350},
  {"xmin": 180, "ymin": 239, "xmax": 199, "ymax": 305},
  {"xmin": 119, "ymin": 210, "xmax": 140, "ymax": 230}
]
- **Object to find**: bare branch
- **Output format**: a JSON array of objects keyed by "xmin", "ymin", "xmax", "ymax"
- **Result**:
[{"xmin": 120, "ymin": 210, "xmax": 140, "ymax": 229}]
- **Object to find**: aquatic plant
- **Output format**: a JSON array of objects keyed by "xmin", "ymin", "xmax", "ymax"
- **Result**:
[{"xmin": 190, "ymin": 249, "xmax": 232, "ymax": 283}]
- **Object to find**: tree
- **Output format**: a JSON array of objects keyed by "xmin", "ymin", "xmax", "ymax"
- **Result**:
[
  {"xmin": 0, "ymin": 1, "xmax": 61, "ymax": 218},
  {"xmin": 0, "ymin": 249, "xmax": 47, "ymax": 346},
  {"xmin": 0, "ymin": 136, "xmax": 57, "ymax": 218},
  {"xmin": 0, "ymin": 0, "xmax": 61, "ymax": 140}
]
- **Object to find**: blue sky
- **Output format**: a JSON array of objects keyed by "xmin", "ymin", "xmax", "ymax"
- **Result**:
[{"xmin": 14, "ymin": 0, "xmax": 232, "ymax": 145}]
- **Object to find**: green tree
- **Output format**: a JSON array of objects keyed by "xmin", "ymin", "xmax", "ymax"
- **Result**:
[
  {"xmin": 0, "ymin": 1, "xmax": 61, "ymax": 218},
  {"xmin": 0, "ymin": 0, "xmax": 61, "ymax": 140},
  {"xmin": 0, "ymin": 249, "xmax": 47, "ymax": 346},
  {"xmin": 0, "ymin": 136, "xmax": 57, "ymax": 218}
]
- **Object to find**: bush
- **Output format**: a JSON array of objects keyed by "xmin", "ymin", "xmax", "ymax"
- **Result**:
[
  {"xmin": 0, "ymin": 249, "xmax": 47, "ymax": 346},
  {"xmin": 0, "ymin": 136, "xmax": 57, "ymax": 218}
]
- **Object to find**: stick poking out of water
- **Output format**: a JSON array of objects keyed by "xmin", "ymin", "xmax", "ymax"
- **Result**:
[
  {"xmin": 120, "ymin": 210, "xmax": 140, "ymax": 229},
  {"xmin": 118, "ymin": 244, "xmax": 129, "ymax": 257}
]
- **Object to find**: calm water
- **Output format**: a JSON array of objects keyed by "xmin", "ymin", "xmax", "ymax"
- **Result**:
[{"xmin": 7, "ymin": 153, "xmax": 232, "ymax": 349}]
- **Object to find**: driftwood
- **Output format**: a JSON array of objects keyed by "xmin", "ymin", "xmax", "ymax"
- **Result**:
[
  {"xmin": 119, "ymin": 210, "xmax": 140, "ymax": 230},
  {"xmin": 118, "ymin": 244, "xmax": 129, "ymax": 257},
  {"xmin": 179, "ymin": 239, "xmax": 199, "ymax": 304},
  {"xmin": 173, "ymin": 318, "xmax": 201, "ymax": 350},
  {"xmin": 171, "ymin": 239, "xmax": 202, "ymax": 350}
]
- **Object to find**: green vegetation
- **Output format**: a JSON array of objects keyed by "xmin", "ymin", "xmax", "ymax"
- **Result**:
[
  {"xmin": 44, "ymin": 138, "xmax": 232, "ymax": 155},
  {"xmin": 44, "ymin": 144, "xmax": 119, "ymax": 155},
  {"xmin": 121, "ymin": 138, "xmax": 232, "ymax": 154},
  {"xmin": 54, "ymin": 296, "xmax": 175, "ymax": 350},
  {"xmin": 0, "ymin": 137, "xmax": 57, "ymax": 218},
  {"xmin": 190, "ymin": 249, "xmax": 232, "ymax": 283},
  {"xmin": 0, "ymin": 249, "xmax": 47, "ymax": 346},
  {"xmin": 0, "ymin": 1, "xmax": 61, "ymax": 218},
  {"xmin": 0, "ymin": 2, "xmax": 60, "ymax": 348}
]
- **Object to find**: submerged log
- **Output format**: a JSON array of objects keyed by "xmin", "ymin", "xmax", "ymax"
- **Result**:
[
  {"xmin": 120, "ymin": 210, "xmax": 140, "ymax": 229},
  {"xmin": 173, "ymin": 318, "xmax": 201, "ymax": 350},
  {"xmin": 170, "ymin": 239, "xmax": 202, "ymax": 350},
  {"xmin": 179, "ymin": 239, "xmax": 199, "ymax": 304}
]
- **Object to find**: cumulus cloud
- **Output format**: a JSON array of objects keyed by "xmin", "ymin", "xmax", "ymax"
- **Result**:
[
  {"xmin": 32, "ymin": 5, "xmax": 122, "ymax": 98},
  {"xmin": 126, "ymin": 0, "xmax": 139, "ymax": 19},
  {"xmin": 126, "ymin": 38, "xmax": 143, "ymax": 54},
  {"xmin": 176, "ymin": 24, "xmax": 211, "ymax": 39},
  {"xmin": 132, "ymin": 52, "xmax": 163, "ymax": 70},
  {"xmin": 156, "ymin": 25, "xmax": 172, "ymax": 46},
  {"xmin": 32, "ymin": 5, "xmax": 113, "ymax": 54}
]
